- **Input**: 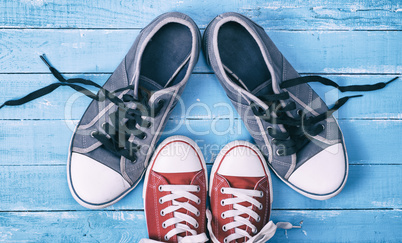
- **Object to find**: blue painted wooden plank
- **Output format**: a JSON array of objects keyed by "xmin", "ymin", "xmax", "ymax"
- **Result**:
[
  {"xmin": 0, "ymin": 164, "xmax": 400, "ymax": 211},
  {"xmin": 0, "ymin": 74, "xmax": 401, "ymax": 120},
  {"xmin": 0, "ymin": 210, "xmax": 400, "ymax": 242},
  {"xmin": 0, "ymin": 211, "xmax": 149, "ymax": 242},
  {"xmin": 0, "ymin": 120, "xmax": 401, "ymax": 166},
  {"xmin": 0, "ymin": 0, "xmax": 400, "ymax": 242},
  {"xmin": 0, "ymin": 30, "xmax": 400, "ymax": 74},
  {"xmin": 1, "ymin": 0, "xmax": 400, "ymax": 30},
  {"xmin": 269, "ymin": 210, "xmax": 402, "ymax": 242}
]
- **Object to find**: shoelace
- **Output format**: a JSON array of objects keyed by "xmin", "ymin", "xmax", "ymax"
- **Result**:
[
  {"xmin": 153, "ymin": 184, "xmax": 208, "ymax": 242},
  {"xmin": 206, "ymin": 187, "xmax": 299, "ymax": 243},
  {"xmin": 0, "ymin": 54, "xmax": 164, "ymax": 162},
  {"xmin": 252, "ymin": 75, "xmax": 399, "ymax": 156}
]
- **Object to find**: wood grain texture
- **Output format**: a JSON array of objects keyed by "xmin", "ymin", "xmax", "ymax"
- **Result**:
[
  {"xmin": 1, "ymin": 0, "xmax": 401, "ymax": 30},
  {"xmin": 0, "ymin": 164, "xmax": 401, "ymax": 211},
  {"xmin": 0, "ymin": 74, "xmax": 401, "ymax": 120},
  {"xmin": 0, "ymin": 30, "xmax": 401, "ymax": 74},
  {"xmin": 0, "ymin": 210, "xmax": 401, "ymax": 242},
  {"xmin": 0, "ymin": 120, "xmax": 401, "ymax": 166},
  {"xmin": 0, "ymin": 0, "xmax": 401, "ymax": 241}
]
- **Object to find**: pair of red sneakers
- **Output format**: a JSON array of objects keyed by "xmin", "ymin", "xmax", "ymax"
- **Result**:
[{"xmin": 142, "ymin": 136, "xmax": 292, "ymax": 243}]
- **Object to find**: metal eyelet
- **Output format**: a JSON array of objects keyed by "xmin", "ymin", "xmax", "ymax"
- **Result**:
[
  {"xmin": 158, "ymin": 185, "xmax": 163, "ymax": 192},
  {"xmin": 221, "ymin": 200, "xmax": 225, "ymax": 206},
  {"xmin": 256, "ymin": 216, "xmax": 261, "ymax": 222},
  {"xmin": 160, "ymin": 210, "xmax": 165, "ymax": 216},
  {"xmin": 196, "ymin": 186, "xmax": 200, "ymax": 192},
  {"xmin": 195, "ymin": 222, "xmax": 199, "ymax": 228},
  {"xmin": 196, "ymin": 210, "xmax": 200, "ymax": 216},
  {"xmin": 259, "ymin": 191, "xmax": 264, "ymax": 197},
  {"xmin": 321, "ymin": 124, "xmax": 325, "ymax": 130},
  {"xmin": 276, "ymin": 149, "xmax": 284, "ymax": 156},
  {"xmin": 220, "ymin": 188, "xmax": 225, "ymax": 193},
  {"xmin": 252, "ymin": 228, "xmax": 258, "ymax": 234},
  {"xmin": 162, "ymin": 222, "xmax": 167, "ymax": 228},
  {"xmin": 142, "ymin": 133, "xmax": 147, "ymax": 139},
  {"xmin": 146, "ymin": 122, "xmax": 152, "ymax": 128},
  {"xmin": 196, "ymin": 199, "xmax": 201, "ymax": 205},
  {"xmin": 221, "ymin": 213, "xmax": 225, "ymax": 219},
  {"xmin": 297, "ymin": 109, "xmax": 302, "ymax": 116},
  {"xmin": 164, "ymin": 235, "xmax": 169, "ymax": 241},
  {"xmin": 258, "ymin": 204, "xmax": 263, "ymax": 210},
  {"xmin": 224, "ymin": 238, "xmax": 228, "ymax": 243},
  {"xmin": 101, "ymin": 122, "xmax": 107, "ymax": 129},
  {"xmin": 159, "ymin": 198, "xmax": 163, "ymax": 204},
  {"xmin": 222, "ymin": 225, "xmax": 227, "ymax": 232},
  {"xmin": 90, "ymin": 131, "xmax": 96, "ymax": 138}
]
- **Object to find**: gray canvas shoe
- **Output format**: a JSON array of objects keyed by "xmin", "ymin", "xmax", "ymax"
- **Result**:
[
  {"xmin": 0, "ymin": 12, "xmax": 201, "ymax": 208},
  {"xmin": 203, "ymin": 12, "xmax": 398, "ymax": 200},
  {"xmin": 67, "ymin": 13, "xmax": 201, "ymax": 208}
]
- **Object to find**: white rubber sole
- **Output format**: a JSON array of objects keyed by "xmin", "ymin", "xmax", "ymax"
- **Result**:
[{"xmin": 209, "ymin": 140, "xmax": 274, "ymax": 204}]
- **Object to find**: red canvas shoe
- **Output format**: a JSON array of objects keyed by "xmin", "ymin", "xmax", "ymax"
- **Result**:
[
  {"xmin": 143, "ymin": 136, "xmax": 208, "ymax": 243},
  {"xmin": 207, "ymin": 141, "xmax": 277, "ymax": 243}
]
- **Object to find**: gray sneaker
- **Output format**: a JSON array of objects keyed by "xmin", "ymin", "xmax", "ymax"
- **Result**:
[
  {"xmin": 203, "ymin": 12, "xmax": 397, "ymax": 200},
  {"xmin": 0, "ymin": 12, "xmax": 201, "ymax": 208},
  {"xmin": 67, "ymin": 12, "xmax": 200, "ymax": 208}
]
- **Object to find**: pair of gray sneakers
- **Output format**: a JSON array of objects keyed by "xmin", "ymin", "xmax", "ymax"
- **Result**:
[{"xmin": 1, "ymin": 12, "xmax": 396, "ymax": 208}]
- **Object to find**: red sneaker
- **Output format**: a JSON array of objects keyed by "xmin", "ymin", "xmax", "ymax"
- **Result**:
[
  {"xmin": 143, "ymin": 136, "xmax": 208, "ymax": 242},
  {"xmin": 207, "ymin": 141, "xmax": 276, "ymax": 243}
]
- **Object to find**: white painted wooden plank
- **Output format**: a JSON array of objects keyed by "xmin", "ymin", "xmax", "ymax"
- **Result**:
[
  {"xmin": 0, "ymin": 164, "xmax": 400, "ymax": 211},
  {"xmin": 1, "ymin": 0, "xmax": 400, "ymax": 30},
  {"xmin": 0, "ymin": 210, "xmax": 400, "ymax": 242},
  {"xmin": 0, "ymin": 30, "xmax": 400, "ymax": 74},
  {"xmin": 0, "ymin": 74, "xmax": 400, "ymax": 120}
]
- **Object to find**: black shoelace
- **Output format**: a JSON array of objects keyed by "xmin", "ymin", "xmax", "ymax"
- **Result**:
[
  {"xmin": 0, "ymin": 54, "xmax": 164, "ymax": 162},
  {"xmin": 252, "ymin": 75, "xmax": 399, "ymax": 156}
]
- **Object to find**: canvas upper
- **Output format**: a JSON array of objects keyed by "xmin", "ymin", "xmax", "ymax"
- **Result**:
[
  {"xmin": 207, "ymin": 140, "xmax": 277, "ymax": 242},
  {"xmin": 203, "ymin": 12, "xmax": 348, "ymax": 200},
  {"xmin": 143, "ymin": 136, "xmax": 208, "ymax": 242},
  {"xmin": 68, "ymin": 12, "xmax": 201, "ymax": 208}
]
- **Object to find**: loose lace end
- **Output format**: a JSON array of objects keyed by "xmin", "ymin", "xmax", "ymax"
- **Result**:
[
  {"xmin": 386, "ymin": 76, "xmax": 399, "ymax": 85},
  {"xmin": 40, "ymin": 54, "xmax": 52, "ymax": 68},
  {"xmin": 276, "ymin": 222, "xmax": 302, "ymax": 229},
  {"xmin": 348, "ymin": 94, "xmax": 363, "ymax": 99}
]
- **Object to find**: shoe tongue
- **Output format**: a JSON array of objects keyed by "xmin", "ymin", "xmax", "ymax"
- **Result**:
[
  {"xmin": 223, "ymin": 175, "xmax": 265, "ymax": 240},
  {"xmin": 158, "ymin": 171, "xmax": 199, "ymax": 185},
  {"xmin": 159, "ymin": 171, "xmax": 201, "ymax": 238},
  {"xmin": 132, "ymin": 75, "xmax": 163, "ymax": 99},
  {"xmin": 222, "ymin": 175, "xmax": 263, "ymax": 190},
  {"xmin": 251, "ymin": 79, "xmax": 274, "ymax": 97},
  {"xmin": 140, "ymin": 75, "xmax": 164, "ymax": 92}
]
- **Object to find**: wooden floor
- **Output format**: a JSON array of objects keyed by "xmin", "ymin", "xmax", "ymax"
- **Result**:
[{"xmin": 1, "ymin": 1, "xmax": 401, "ymax": 242}]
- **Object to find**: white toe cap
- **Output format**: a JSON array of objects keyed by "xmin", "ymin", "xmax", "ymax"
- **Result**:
[
  {"xmin": 288, "ymin": 143, "xmax": 347, "ymax": 195},
  {"xmin": 152, "ymin": 139, "xmax": 202, "ymax": 173},
  {"xmin": 217, "ymin": 141, "xmax": 267, "ymax": 177},
  {"xmin": 69, "ymin": 152, "xmax": 130, "ymax": 205}
]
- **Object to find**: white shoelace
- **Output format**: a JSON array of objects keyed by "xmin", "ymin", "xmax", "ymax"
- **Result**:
[
  {"xmin": 207, "ymin": 187, "xmax": 300, "ymax": 243},
  {"xmin": 141, "ymin": 184, "xmax": 208, "ymax": 243}
]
